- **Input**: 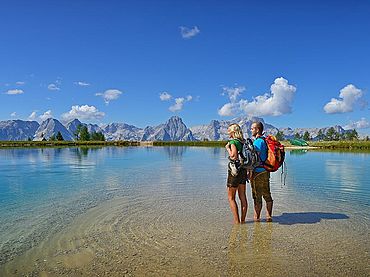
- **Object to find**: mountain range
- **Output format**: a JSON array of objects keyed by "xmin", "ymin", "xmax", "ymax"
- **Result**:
[{"xmin": 0, "ymin": 116, "xmax": 352, "ymax": 141}]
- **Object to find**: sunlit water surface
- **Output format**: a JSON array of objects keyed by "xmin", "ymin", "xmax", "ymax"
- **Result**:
[{"xmin": 0, "ymin": 147, "xmax": 369, "ymax": 276}]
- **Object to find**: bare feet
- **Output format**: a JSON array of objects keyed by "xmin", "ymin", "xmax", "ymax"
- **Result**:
[
  {"xmin": 266, "ymin": 217, "xmax": 273, "ymax": 222},
  {"xmin": 254, "ymin": 217, "xmax": 261, "ymax": 222}
]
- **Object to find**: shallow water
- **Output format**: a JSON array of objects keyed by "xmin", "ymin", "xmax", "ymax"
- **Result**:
[{"xmin": 0, "ymin": 146, "xmax": 369, "ymax": 276}]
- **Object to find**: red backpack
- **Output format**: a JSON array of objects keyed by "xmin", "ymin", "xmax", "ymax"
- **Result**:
[{"xmin": 262, "ymin": 135, "xmax": 285, "ymax": 172}]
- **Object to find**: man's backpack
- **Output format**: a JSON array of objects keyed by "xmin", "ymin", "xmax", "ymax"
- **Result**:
[
  {"xmin": 261, "ymin": 135, "xmax": 285, "ymax": 172},
  {"xmin": 237, "ymin": 138, "xmax": 261, "ymax": 170}
]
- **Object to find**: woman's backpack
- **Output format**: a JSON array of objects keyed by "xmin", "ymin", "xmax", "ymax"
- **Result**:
[{"xmin": 238, "ymin": 138, "xmax": 261, "ymax": 170}]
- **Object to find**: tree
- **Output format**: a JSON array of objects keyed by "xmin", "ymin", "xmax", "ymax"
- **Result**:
[
  {"xmin": 352, "ymin": 129, "xmax": 359, "ymax": 140},
  {"xmin": 79, "ymin": 126, "xmax": 90, "ymax": 141},
  {"xmin": 294, "ymin": 132, "xmax": 301, "ymax": 139},
  {"xmin": 91, "ymin": 131, "xmax": 105, "ymax": 141},
  {"xmin": 275, "ymin": 130, "xmax": 284, "ymax": 141},
  {"xmin": 325, "ymin": 127, "xmax": 337, "ymax": 141},
  {"xmin": 27, "ymin": 137, "xmax": 32, "ymax": 141},
  {"xmin": 74, "ymin": 125, "xmax": 82, "ymax": 140},
  {"xmin": 303, "ymin": 131, "xmax": 311, "ymax": 141},
  {"xmin": 317, "ymin": 129, "xmax": 325, "ymax": 141},
  {"xmin": 345, "ymin": 129, "xmax": 359, "ymax": 140},
  {"xmin": 74, "ymin": 124, "xmax": 91, "ymax": 141},
  {"xmin": 49, "ymin": 134, "xmax": 56, "ymax": 141},
  {"xmin": 56, "ymin": 131, "xmax": 64, "ymax": 141}
]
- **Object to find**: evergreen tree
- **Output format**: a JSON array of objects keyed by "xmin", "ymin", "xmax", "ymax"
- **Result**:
[
  {"xmin": 79, "ymin": 126, "xmax": 90, "ymax": 141},
  {"xmin": 294, "ymin": 132, "xmax": 301, "ymax": 139},
  {"xmin": 27, "ymin": 137, "xmax": 32, "ymax": 141},
  {"xmin": 74, "ymin": 125, "xmax": 82, "ymax": 140},
  {"xmin": 275, "ymin": 130, "xmax": 284, "ymax": 141},
  {"xmin": 91, "ymin": 131, "xmax": 105, "ymax": 141},
  {"xmin": 56, "ymin": 131, "xmax": 64, "ymax": 141},
  {"xmin": 317, "ymin": 129, "xmax": 324, "ymax": 141},
  {"xmin": 49, "ymin": 134, "xmax": 56, "ymax": 141},
  {"xmin": 352, "ymin": 129, "xmax": 359, "ymax": 140},
  {"xmin": 326, "ymin": 127, "xmax": 337, "ymax": 141},
  {"xmin": 303, "ymin": 131, "xmax": 310, "ymax": 141},
  {"xmin": 333, "ymin": 131, "xmax": 341, "ymax": 141}
]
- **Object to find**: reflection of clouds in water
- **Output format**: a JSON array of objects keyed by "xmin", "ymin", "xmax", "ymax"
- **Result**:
[{"xmin": 325, "ymin": 159, "xmax": 360, "ymax": 191}]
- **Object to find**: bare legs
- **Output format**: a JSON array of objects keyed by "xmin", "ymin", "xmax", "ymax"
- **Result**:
[
  {"xmin": 251, "ymin": 172, "xmax": 273, "ymax": 222},
  {"xmin": 227, "ymin": 184, "xmax": 248, "ymax": 224},
  {"xmin": 253, "ymin": 202, "xmax": 262, "ymax": 222},
  {"xmin": 266, "ymin": 201, "xmax": 273, "ymax": 222},
  {"xmin": 253, "ymin": 201, "xmax": 273, "ymax": 222},
  {"xmin": 238, "ymin": 184, "xmax": 247, "ymax": 223}
]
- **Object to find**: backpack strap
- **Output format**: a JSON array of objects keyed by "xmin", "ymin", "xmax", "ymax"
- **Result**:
[{"xmin": 234, "ymin": 138, "xmax": 244, "ymax": 154}]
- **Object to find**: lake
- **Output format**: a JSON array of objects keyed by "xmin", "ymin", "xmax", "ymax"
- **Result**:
[{"xmin": 0, "ymin": 146, "xmax": 369, "ymax": 276}]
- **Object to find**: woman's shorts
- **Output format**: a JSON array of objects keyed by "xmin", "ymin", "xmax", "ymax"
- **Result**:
[{"xmin": 227, "ymin": 166, "xmax": 248, "ymax": 188}]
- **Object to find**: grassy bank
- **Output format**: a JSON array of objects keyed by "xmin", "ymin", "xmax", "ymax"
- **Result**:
[
  {"xmin": 1, "ymin": 140, "xmax": 369, "ymax": 150},
  {"xmin": 152, "ymin": 141, "xmax": 226, "ymax": 147},
  {"xmin": 307, "ymin": 140, "xmax": 370, "ymax": 149}
]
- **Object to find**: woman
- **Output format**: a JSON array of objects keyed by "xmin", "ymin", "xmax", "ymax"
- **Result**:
[{"xmin": 225, "ymin": 123, "xmax": 248, "ymax": 224}]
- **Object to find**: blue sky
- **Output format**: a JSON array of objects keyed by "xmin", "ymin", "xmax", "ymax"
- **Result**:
[{"xmin": 1, "ymin": 0, "xmax": 369, "ymax": 134}]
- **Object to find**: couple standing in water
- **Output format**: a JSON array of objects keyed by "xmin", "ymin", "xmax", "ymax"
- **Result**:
[{"xmin": 225, "ymin": 122, "xmax": 273, "ymax": 224}]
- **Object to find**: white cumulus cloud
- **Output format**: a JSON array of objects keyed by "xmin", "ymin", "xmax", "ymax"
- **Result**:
[
  {"xmin": 218, "ymin": 77, "xmax": 297, "ymax": 117},
  {"xmin": 239, "ymin": 78, "xmax": 296, "ymax": 116},
  {"xmin": 217, "ymin": 86, "xmax": 246, "ymax": 116},
  {"xmin": 180, "ymin": 26, "xmax": 200, "ymax": 39},
  {"xmin": 5, "ymin": 89, "xmax": 24, "ymax": 95},
  {"xmin": 169, "ymin": 98, "xmax": 186, "ymax": 112},
  {"xmin": 323, "ymin": 84, "xmax": 364, "ymax": 114},
  {"xmin": 10, "ymin": 112, "xmax": 17, "ymax": 117},
  {"xmin": 159, "ymin": 92, "xmax": 172, "ymax": 101},
  {"xmin": 15, "ymin": 81, "xmax": 25, "ymax": 86},
  {"xmin": 218, "ymin": 103, "xmax": 236, "ymax": 116},
  {"xmin": 28, "ymin": 111, "xmax": 37, "ymax": 121},
  {"xmin": 48, "ymin": 83, "xmax": 60, "ymax": 91},
  {"xmin": 222, "ymin": 86, "xmax": 246, "ymax": 103},
  {"xmin": 39, "ymin": 110, "xmax": 53, "ymax": 121},
  {"xmin": 344, "ymin": 118, "xmax": 370, "ymax": 130},
  {"xmin": 61, "ymin": 105, "xmax": 105, "ymax": 122},
  {"xmin": 168, "ymin": 95, "xmax": 193, "ymax": 112},
  {"xmin": 96, "ymin": 89, "xmax": 122, "ymax": 104},
  {"xmin": 74, "ymin": 81, "xmax": 90, "ymax": 87}
]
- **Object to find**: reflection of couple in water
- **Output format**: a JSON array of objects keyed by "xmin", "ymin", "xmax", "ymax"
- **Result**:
[
  {"xmin": 225, "ymin": 122, "xmax": 273, "ymax": 224},
  {"xmin": 228, "ymin": 223, "xmax": 274, "ymax": 276}
]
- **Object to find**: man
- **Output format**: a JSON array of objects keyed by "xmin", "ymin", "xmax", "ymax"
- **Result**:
[{"xmin": 250, "ymin": 121, "xmax": 273, "ymax": 222}]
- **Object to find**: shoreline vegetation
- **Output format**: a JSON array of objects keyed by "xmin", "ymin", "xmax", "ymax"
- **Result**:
[{"xmin": 0, "ymin": 140, "xmax": 369, "ymax": 150}]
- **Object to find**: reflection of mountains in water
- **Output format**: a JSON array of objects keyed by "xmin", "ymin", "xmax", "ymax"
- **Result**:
[{"xmin": 163, "ymin": 146, "xmax": 187, "ymax": 160}]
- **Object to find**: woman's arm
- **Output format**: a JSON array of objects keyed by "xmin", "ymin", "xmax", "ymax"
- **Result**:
[{"xmin": 225, "ymin": 142, "xmax": 238, "ymax": 160}]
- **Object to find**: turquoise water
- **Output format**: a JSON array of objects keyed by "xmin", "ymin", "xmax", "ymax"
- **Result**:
[{"xmin": 0, "ymin": 147, "xmax": 369, "ymax": 276}]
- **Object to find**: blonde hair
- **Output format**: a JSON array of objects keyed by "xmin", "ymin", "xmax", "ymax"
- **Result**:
[{"xmin": 228, "ymin": 123, "xmax": 244, "ymax": 141}]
